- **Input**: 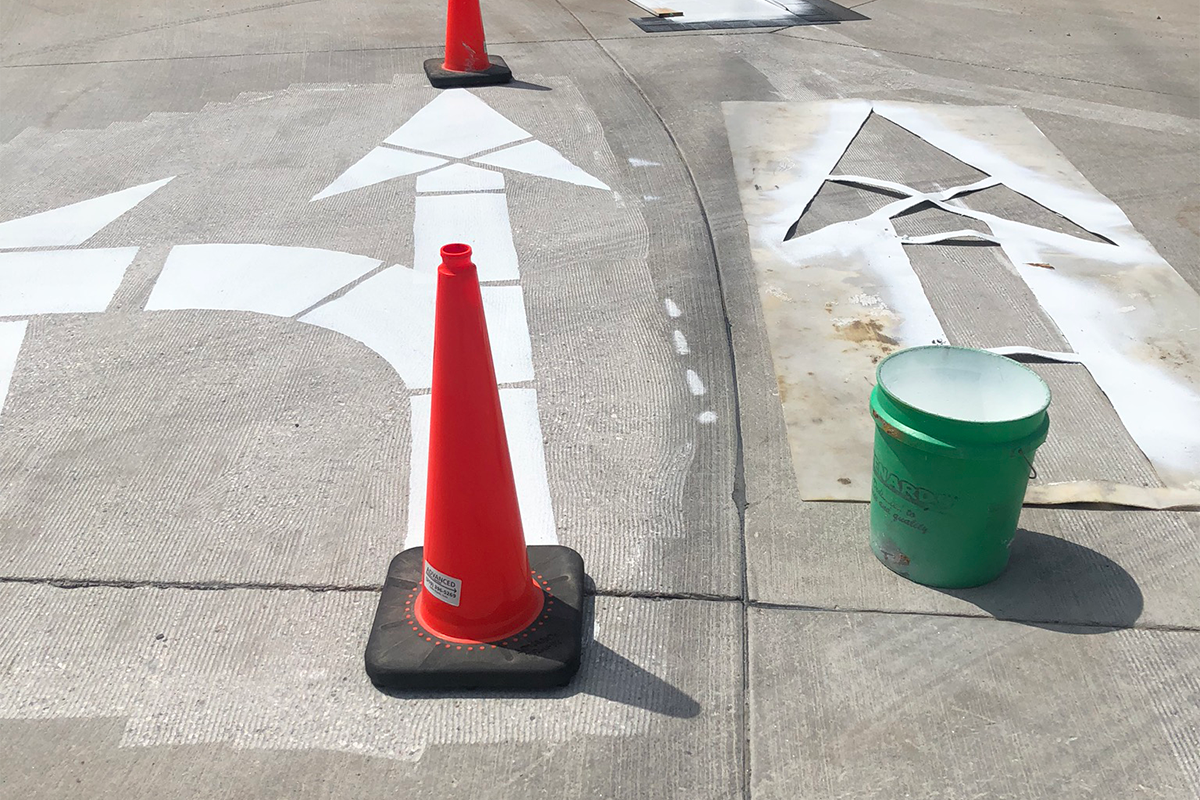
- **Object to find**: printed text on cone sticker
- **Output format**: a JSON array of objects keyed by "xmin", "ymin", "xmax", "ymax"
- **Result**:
[{"xmin": 423, "ymin": 561, "xmax": 462, "ymax": 606}]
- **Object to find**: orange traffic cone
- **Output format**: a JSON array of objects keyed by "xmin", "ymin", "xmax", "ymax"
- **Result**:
[
  {"xmin": 424, "ymin": 0, "xmax": 513, "ymax": 88},
  {"xmin": 365, "ymin": 244, "xmax": 585, "ymax": 690}
]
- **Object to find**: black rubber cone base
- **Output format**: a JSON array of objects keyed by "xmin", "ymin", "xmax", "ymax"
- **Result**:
[
  {"xmin": 364, "ymin": 545, "xmax": 585, "ymax": 690},
  {"xmin": 424, "ymin": 55, "xmax": 513, "ymax": 89}
]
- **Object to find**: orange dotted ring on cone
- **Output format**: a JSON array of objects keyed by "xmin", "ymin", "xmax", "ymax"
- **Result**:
[{"xmin": 405, "ymin": 569, "xmax": 554, "ymax": 650}]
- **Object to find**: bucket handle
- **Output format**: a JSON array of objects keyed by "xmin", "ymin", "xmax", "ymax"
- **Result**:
[{"xmin": 1019, "ymin": 450, "xmax": 1037, "ymax": 480}]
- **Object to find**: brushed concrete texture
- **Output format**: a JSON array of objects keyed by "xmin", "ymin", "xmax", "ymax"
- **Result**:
[
  {"xmin": 777, "ymin": 0, "xmax": 1199, "ymax": 115},
  {"xmin": 749, "ymin": 607, "xmax": 1200, "ymax": 799},
  {"xmin": 0, "ymin": 0, "xmax": 590, "ymax": 66},
  {"xmin": 746, "ymin": 500, "xmax": 1200, "ymax": 629},
  {"xmin": 3, "ymin": 0, "xmax": 1199, "ymax": 795},
  {"xmin": 602, "ymin": 32, "xmax": 1200, "ymax": 621},
  {"xmin": 0, "ymin": 51, "xmax": 740, "ymax": 596},
  {"xmin": 0, "ymin": 586, "xmax": 741, "ymax": 800}
]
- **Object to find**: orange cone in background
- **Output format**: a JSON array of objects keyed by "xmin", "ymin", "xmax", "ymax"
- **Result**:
[
  {"xmin": 424, "ymin": 0, "xmax": 513, "ymax": 88},
  {"xmin": 414, "ymin": 243, "xmax": 544, "ymax": 642},
  {"xmin": 364, "ymin": 244, "xmax": 585, "ymax": 690}
]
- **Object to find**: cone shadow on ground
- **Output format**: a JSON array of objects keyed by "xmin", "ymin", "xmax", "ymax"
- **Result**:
[
  {"xmin": 378, "ymin": 597, "xmax": 702, "ymax": 718},
  {"xmin": 505, "ymin": 80, "xmax": 552, "ymax": 92},
  {"xmin": 936, "ymin": 529, "xmax": 1144, "ymax": 633}
]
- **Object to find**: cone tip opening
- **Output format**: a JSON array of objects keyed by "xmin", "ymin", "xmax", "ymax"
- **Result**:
[{"xmin": 439, "ymin": 243, "xmax": 474, "ymax": 274}]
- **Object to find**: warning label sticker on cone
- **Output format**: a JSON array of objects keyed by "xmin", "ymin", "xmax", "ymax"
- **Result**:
[{"xmin": 423, "ymin": 561, "xmax": 462, "ymax": 606}]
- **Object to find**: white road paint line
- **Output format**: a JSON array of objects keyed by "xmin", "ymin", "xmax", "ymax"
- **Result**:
[
  {"xmin": 686, "ymin": 369, "xmax": 706, "ymax": 396},
  {"xmin": 697, "ymin": 411, "xmax": 718, "ymax": 424},
  {"xmin": 413, "ymin": 193, "xmax": 519, "ymax": 282},
  {"xmin": 0, "ymin": 320, "xmax": 27, "ymax": 420},
  {"xmin": 415, "ymin": 163, "xmax": 506, "ymax": 193},
  {"xmin": 404, "ymin": 394, "xmax": 432, "ymax": 551},
  {"xmin": 303, "ymin": 90, "xmax": 574, "ymax": 562},
  {"xmin": 145, "ymin": 244, "xmax": 381, "ymax": 316},
  {"xmin": 311, "ymin": 147, "xmax": 446, "ymax": 201},
  {"xmin": 673, "ymin": 330, "xmax": 690, "ymax": 355},
  {"xmin": 0, "ymin": 177, "xmax": 173, "ymax": 250},
  {"xmin": 299, "ymin": 266, "xmax": 532, "ymax": 389},
  {"xmin": 480, "ymin": 286, "xmax": 536, "ymax": 385},
  {"xmin": 299, "ymin": 266, "xmax": 436, "ymax": 389},
  {"xmin": 474, "ymin": 140, "xmax": 611, "ymax": 191},
  {"xmin": 300, "ymin": 266, "xmax": 435, "ymax": 389},
  {"xmin": 664, "ymin": 298, "xmax": 682, "ymax": 318},
  {"xmin": 628, "ymin": 157, "xmax": 661, "ymax": 167},
  {"xmin": 384, "ymin": 89, "xmax": 531, "ymax": 158},
  {"xmin": 496, "ymin": 389, "xmax": 558, "ymax": 546},
  {"xmin": 0, "ymin": 249, "xmax": 137, "ymax": 315},
  {"xmin": 405, "ymin": 388, "xmax": 557, "ymax": 549}
]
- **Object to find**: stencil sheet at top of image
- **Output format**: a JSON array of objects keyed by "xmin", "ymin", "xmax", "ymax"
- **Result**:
[{"xmin": 723, "ymin": 100, "xmax": 1200, "ymax": 509}]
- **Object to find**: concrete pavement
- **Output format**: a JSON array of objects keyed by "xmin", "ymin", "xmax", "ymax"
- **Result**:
[{"xmin": 1, "ymin": 0, "xmax": 1197, "ymax": 797}]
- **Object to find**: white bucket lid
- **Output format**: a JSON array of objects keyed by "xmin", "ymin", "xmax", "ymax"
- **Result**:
[{"xmin": 878, "ymin": 346, "xmax": 1051, "ymax": 424}]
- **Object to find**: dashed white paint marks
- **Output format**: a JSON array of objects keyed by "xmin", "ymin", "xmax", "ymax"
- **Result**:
[
  {"xmin": 0, "ymin": 177, "xmax": 173, "ymax": 249},
  {"xmin": 663, "ymin": 298, "xmax": 716, "ymax": 421},
  {"xmin": 0, "ymin": 320, "xmax": 27, "ymax": 420},
  {"xmin": 298, "ymin": 265, "xmax": 532, "ymax": 390},
  {"xmin": 311, "ymin": 148, "xmax": 446, "ymax": 201},
  {"xmin": 413, "ymin": 193, "xmax": 519, "ymax": 281},
  {"xmin": 405, "ymin": 388, "xmax": 557, "ymax": 549},
  {"xmin": 628, "ymin": 157, "xmax": 661, "ymax": 167},
  {"xmin": 0, "ymin": 249, "xmax": 137, "ymax": 315},
  {"xmin": 384, "ymin": 89, "xmax": 531, "ymax": 158},
  {"xmin": 673, "ymin": 330, "xmax": 690, "ymax": 355},
  {"xmin": 474, "ymin": 140, "xmax": 611, "ymax": 191},
  {"xmin": 145, "ymin": 244, "xmax": 381, "ymax": 316},
  {"xmin": 416, "ymin": 163, "xmax": 506, "ymax": 193}
]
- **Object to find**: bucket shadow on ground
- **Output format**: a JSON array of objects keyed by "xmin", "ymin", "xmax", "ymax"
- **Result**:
[
  {"xmin": 378, "ymin": 596, "xmax": 701, "ymax": 718},
  {"xmin": 937, "ymin": 529, "xmax": 1144, "ymax": 633}
]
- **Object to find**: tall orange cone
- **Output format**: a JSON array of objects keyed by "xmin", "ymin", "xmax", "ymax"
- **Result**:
[
  {"xmin": 365, "ymin": 244, "xmax": 585, "ymax": 690},
  {"xmin": 416, "ymin": 242, "xmax": 543, "ymax": 641},
  {"xmin": 424, "ymin": 0, "xmax": 513, "ymax": 88}
]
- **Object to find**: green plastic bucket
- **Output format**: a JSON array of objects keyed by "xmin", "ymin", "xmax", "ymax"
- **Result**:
[{"xmin": 869, "ymin": 346, "xmax": 1051, "ymax": 588}]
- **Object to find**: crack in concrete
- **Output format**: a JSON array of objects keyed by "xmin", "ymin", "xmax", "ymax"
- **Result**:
[
  {"xmin": 5, "ymin": 575, "xmax": 1198, "ymax": 633},
  {"xmin": 590, "ymin": 588, "xmax": 742, "ymax": 602},
  {"xmin": 0, "ymin": 575, "xmax": 382, "ymax": 593}
]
